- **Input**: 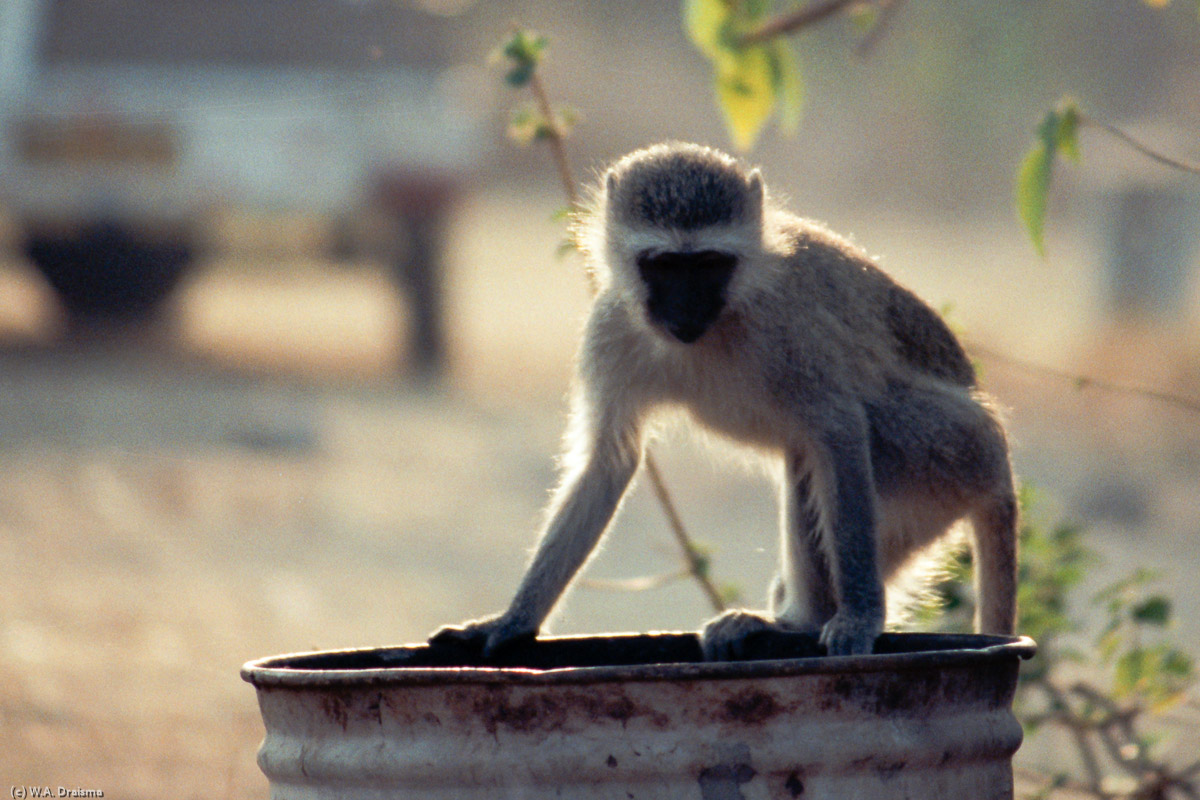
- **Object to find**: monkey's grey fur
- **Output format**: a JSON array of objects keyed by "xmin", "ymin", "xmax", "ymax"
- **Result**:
[{"xmin": 432, "ymin": 142, "xmax": 1018, "ymax": 658}]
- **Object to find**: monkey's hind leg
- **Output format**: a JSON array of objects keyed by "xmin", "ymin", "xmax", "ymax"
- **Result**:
[{"xmin": 969, "ymin": 490, "xmax": 1019, "ymax": 635}]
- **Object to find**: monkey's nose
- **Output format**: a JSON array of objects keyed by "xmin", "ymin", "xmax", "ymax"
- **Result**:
[{"xmin": 667, "ymin": 321, "xmax": 707, "ymax": 343}]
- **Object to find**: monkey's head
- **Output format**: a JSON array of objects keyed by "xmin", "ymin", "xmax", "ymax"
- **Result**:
[{"xmin": 584, "ymin": 142, "xmax": 766, "ymax": 345}]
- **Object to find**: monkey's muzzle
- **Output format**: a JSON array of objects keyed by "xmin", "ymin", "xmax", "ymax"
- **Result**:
[{"xmin": 637, "ymin": 250, "xmax": 737, "ymax": 345}]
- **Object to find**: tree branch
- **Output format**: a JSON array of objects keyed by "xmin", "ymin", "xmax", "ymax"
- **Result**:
[
  {"xmin": 580, "ymin": 568, "xmax": 691, "ymax": 593},
  {"xmin": 523, "ymin": 70, "xmax": 599, "ymax": 294},
  {"xmin": 855, "ymin": 0, "xmax": 907, "ymax": 57},
  {"xmin": 1082, "ymin": 114, "xmax": 1200, "ymax": 177},
  {"xmin": 739, "ymin": 0, "xmax": 858, "ymax": 46},
  {"xmin": 1038, "ymin": 679, "xmax": 1114, "ymax": 797},
  {"xmin": 516, "ymin": 46, "xmax": 722, "ymax": 611},
  {"xmin": 968, "ymin": 341, "xmax": 1200, "ymax": 418},
  {"xmin": 527, "ymin": 72, "xmax": 580, "ymax": 206},
  {"xmin": 644, "ymin": 455, "xmax": 728, "ymax": 612}
]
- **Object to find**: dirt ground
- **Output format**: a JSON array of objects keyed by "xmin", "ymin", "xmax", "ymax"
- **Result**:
[
  {"xmin": 0, "ymin": 250, "xmax": 789, "ymax": 798},
  {"xmin": 1, "ymin": 196, "xmax": 1199, "ymax": 797}
]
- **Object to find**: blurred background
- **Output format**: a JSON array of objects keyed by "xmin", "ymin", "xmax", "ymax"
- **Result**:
[{"xmin": 0, "ymin": 0, "xmax": 1198, "ymax": 796}]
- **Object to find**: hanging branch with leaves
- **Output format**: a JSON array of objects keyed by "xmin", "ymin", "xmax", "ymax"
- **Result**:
[
  {"xmin": 683, "ymin": 0, "xmax": 909, "ymax": 151},
  {"xmin": 1015, "ymin": 96, "xmax": 1200, "ymax": 256},
  {"xmin": 684, "ymin": 1, "xmax": 1200, "ymax": 256},
  {"xmin": 683, "ymin": 0, "xmax": 807, "ymax": 151}
]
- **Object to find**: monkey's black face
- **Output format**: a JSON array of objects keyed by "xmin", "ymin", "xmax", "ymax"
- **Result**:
[{"xmin": 637, "ymin": 250, "xmax": 737, "ymax": 344}]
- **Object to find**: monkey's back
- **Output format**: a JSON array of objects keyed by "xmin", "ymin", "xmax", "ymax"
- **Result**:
[{"xmin": 772, "ymin": 216, "xmax": 976, "ymax": 390}]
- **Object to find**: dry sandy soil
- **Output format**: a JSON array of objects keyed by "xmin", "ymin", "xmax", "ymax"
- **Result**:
[
  {"xmin": 0, "ymin": 250, "xmax": 790, "ymax": 798},
  {"xmin": 1, "ymin": 196, "xmax": 1198, "ymax": 797}
]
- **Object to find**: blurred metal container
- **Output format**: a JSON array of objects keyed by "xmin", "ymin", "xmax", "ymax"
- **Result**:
[{"xmin": 242, "ymin": 631, "xmax": 1035, "ymax": 800}]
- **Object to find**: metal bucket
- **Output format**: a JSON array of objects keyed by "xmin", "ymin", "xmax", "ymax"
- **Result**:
[{"xmin": 242, "ymin": 631, "xmax": 1035, "ymax": 799}]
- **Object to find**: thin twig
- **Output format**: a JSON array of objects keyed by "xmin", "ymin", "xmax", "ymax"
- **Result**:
[
  {"xmin": 1039, "ymin": 679, "xmax": 1114, "ymax": 797},
  {"xmin": 525, "ymin": 71, "xmax": 598, "ymax": 294},
  {"xmin": 580, "ymin": 568, "xmax": 691, "ymax": 593},
  {"xmin": 740, "ymin": 0, "xmax": 859, "ymax": 46},
  {"xmin": 519, "ymin": 50, "xmax": 721, "ymax": 610},
  {"xmin": 1033, "ymin": 680, "xmax": 1200, "ymax": 798},
  {"xmin": 528, "ymin": 73, "xmax": 580, "ymax": 205},
  {"xmin": 968, "ymin": 342, "xmax": 1200, "ymax": 418},
  {"xmin": 855, "ymin": 0, "xmax": 907, "ymax": 57},
  {"xmin": 644, "ymin": 455, "xmax": 728, "ymax": 612},
  {"xmin": 1082, "ymin": 114, "xmax": 1200, "ymax": 177}
]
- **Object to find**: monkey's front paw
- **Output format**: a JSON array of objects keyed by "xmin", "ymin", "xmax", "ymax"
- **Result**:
[
  {"xmin": 428, "ymin": 614, "xmax": 537, "ymax": 658},
  {"xmin": 699, "ymin": 609, "xmax": 779, "ymax": 662},
  {"xmin": 818, "ymin": 613, "xmax": 881, "ymax": 657}
]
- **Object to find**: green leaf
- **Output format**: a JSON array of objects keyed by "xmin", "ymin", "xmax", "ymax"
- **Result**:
[
  {"xmin": 1112, "ymin": 643, "xmax": 1196, "ymax": 710},
  {"xmin": 849, "ymin": 3, "xmax": 879, "ymax": 34},
  {"xmin": 1097, "ymin": 628, "xmax": 1121, "ymax": 662},
  {"xmin": 1016, "ymin": 99, "xmax": 1086, "ymax": 255},
  {"xmin": 1054, "ymin": 99, "xmax": 1082, "ymax": 163},
  {"xmin": 504, "ymin": 63, "xmax": 535, "ymax": 88},
  {"xmin": 771, "ymin": 40, "xmax": 804, "ymax": 135},
  {"xmin": 506, "ymin": 106, "xmax": 545, "ymax": 144},
  {"xmin": 742, "ymin": 0, "xmax": 772, "ymax": 18},
  {"xmin": 684, "ymin": 0, "xmax": 798, "ymax": 151},
  {"xmin": 715, "ymin": 44, "xmax": 777, "ymax": 151},
  {"xmin": 1161, "ymin": 648, "xmax": 1195, "ymax": 679},
  {"xmin": 1015, "ymin": 133, "xmax": 1053, "ymax": 257},
  {"xmin": 506, "ymin": 104, "xmax": 577, "ymax": 145},
  {"xmin": 552, "ymin": 105, "xmax": 580, "ymax": 138},
  {"xmin": 1114, "ymin": 647, "xmax": 1147, "ymax": 696},
  {"xmin": 683, "ymin": 0, "xmax": 731, "ymax": 59},
  {"xmin": 495, "ymin": 30, "xmax": 548, "ymax": 88},
  {"xmin": 1131, "ymin": 595, "xmax": 1171, "ymax": 626},
  {"xmin": 1095, "ymin": 567, "xmax": 1161, "ymax": 606},
  {"xmin": 555, "ymin": 238, "xmax": 579, "ymax": 259},
  {"xmin": 1011, "ymin": 498, "xmax": 1093, "ymax": 647},
  {"xmin": 719, "ymin": 582, "xmax": 744, "ymax": 606},
  {"xmin": 689, "ymin": 541, "xmax": 713, "ymax": 580},
  {"xmin": 502, "ymin": 30, "xmax": 548, "ymax": 64}
]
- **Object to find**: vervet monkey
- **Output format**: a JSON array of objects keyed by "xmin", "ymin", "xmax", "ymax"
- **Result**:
[{"xmin": 432, "ymin": 142, "xmax": 1017, "ymax": 658}]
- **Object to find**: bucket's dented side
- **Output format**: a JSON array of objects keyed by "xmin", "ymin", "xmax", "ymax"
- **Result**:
[{"xmin": 245, "ymin": 633, "xmax": 1033, "ymax": 800}]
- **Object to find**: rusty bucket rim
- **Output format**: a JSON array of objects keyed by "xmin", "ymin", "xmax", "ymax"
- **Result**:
[{"xmin": 242, "ymin": 631, "xmax": 1036, "ymax": 689}]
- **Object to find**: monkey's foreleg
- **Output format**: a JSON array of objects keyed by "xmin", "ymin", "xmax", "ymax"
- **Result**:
[
  {"xmin": 811, "ymin": 415, "xmax": 885, "ymax": 656},
  {"xmin": 430, "ymin": 439, "xmax": 640, "ymax": 657}
]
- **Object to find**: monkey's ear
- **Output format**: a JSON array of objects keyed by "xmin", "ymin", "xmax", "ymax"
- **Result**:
[
  {"xmin": 745, "ymin": 169, "xmax": 765, "ymax": 223},
  {"xmin": 746, "ymin": 169, "xmax": 764, "ymax": 207},
  {"xmin": 605, "ymin": 169, "xmax": 619, "ymax": 197}
]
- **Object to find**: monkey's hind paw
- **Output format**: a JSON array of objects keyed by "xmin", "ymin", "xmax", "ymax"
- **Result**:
[{"xmin": 699, "ymin": 609, "xmax": 781, "ymax": 662}]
